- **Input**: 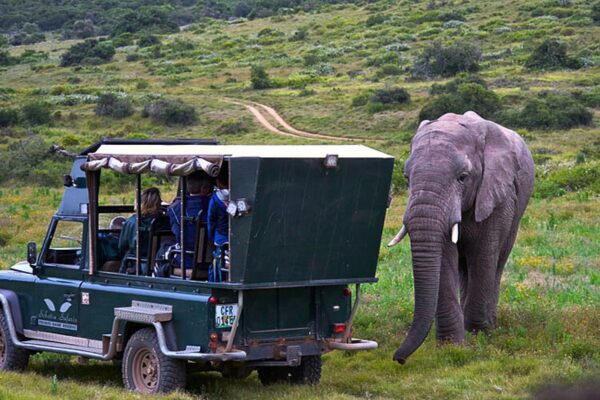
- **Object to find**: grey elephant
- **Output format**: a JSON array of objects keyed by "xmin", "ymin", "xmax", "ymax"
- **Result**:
[{"xmin": 388, "ymin": 111, "xmax": 535, "ymax": 364}]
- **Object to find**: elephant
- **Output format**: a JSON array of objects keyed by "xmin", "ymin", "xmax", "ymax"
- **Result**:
[{"xmin": 388, "ymin": 111, "xmax": 535, "ymax": 364}]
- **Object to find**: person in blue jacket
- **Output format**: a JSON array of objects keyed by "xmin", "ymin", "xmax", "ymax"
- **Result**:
[
  {"xmin": 208, "ymin": 168, "xmax": 229, "ymax": 281},
  {"xmin": 167, "ymin": 171, "xmax": 213, "ymax": 269}
]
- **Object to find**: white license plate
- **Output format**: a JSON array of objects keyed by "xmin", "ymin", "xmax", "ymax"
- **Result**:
[{"xmin": 215, "ymin": 304, "xmax": 238, "ymax": 329}]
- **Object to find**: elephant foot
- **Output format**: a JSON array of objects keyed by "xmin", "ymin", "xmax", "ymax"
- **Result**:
[
  {"xmin": 464, "ymin": 320, "xmax": 490, "ymax": 335},
  {"xmin": 436, "ymin": 331, "xmax": 466, "ymax": 346}
]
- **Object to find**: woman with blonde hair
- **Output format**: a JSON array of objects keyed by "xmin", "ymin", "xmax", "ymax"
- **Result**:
[{"xmin": 119, "ymin": 187, "xmax": 163, "ymax": 274}]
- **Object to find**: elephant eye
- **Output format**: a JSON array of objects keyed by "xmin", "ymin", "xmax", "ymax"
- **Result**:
[{"xmin": 458, "ymin": 173, "xmax": 468, "ymax": 183}]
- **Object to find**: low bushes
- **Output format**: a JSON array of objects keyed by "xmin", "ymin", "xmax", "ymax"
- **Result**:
[
  {"xmin": 0, "ymin": 108, "xmax": 19, "ymax": 127},
  {"xmin": 413, "ymin": 41, "xmax": 481, "ymax": 78},
  {"xmin": 525, "ymin": 39, "xmax": 581, "ymax": 70},
  {"xmin": 95, "ymin": 93, "xmax": 135, "ymax": 119},
  {"xmin": 352, "ymin": 87, "xmax": 410, "ymax": 114},
  {"xmin": 217, "ymin": 118, "xmax": 248, "ymax": 135},
  {"xmin": 142, "ymin": 99, "xmax": 196, "ymax": 126},
  {"xmin": 535, "ymin": 162, "xmax": 600, "ymax": 198},
  {"xmin": 60, "ymin": 39, "xmax": 115, "ymax": 67},
  {"xmin": 250, "ymin": 65, "xmax": 274, "ymax": 90},
  {"xmin": 499, "ymin": 92, "xmax": 592, "ymax": 130},
  {"xmin": 21, "ymin": 102, "xmax": 52, "ymax": 125},
  {"xmin": 419, "ymin": 75, "xmax": 501, "ymax": 120}
]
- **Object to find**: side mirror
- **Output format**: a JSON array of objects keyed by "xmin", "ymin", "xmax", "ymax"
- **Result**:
[{"xmin": 27, "ymin": 242, "xmax": 37, "ymax": 266}]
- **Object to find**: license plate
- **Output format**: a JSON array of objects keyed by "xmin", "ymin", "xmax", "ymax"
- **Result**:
[{"xmin": 215, "ymin": 304, "xmax": 238, "ymax": 329}]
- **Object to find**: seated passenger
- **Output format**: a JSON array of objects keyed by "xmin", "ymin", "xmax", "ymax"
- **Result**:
[
  {"xmin": 167, "ymin": 171, "xmax": 213, "ymax": 269},
  {"xmin": 98, "ymin": 216, "xmax": 125, "ymax": 272},
  {"xmin": 208, "ymin": 169, "xmax": 229, "ymax": 282},
  {"xmin": 119, "ymin": 187, "xmax": 163, "ymax": 274}
]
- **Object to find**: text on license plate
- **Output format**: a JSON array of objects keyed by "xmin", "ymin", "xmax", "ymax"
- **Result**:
[{"xmin": 215, "ymin": 304, "xmax": 238, "ymax": 328}]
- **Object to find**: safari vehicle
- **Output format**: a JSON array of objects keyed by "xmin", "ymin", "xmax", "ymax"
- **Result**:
[{"xmin": 0, "ymin": 139, "xmax": 393, "ymax": 393}]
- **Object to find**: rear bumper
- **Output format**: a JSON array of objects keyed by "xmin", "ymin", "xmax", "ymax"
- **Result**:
[{"xmin": 326, "ymin": 338, "xmax": 378, "ymax": 351}]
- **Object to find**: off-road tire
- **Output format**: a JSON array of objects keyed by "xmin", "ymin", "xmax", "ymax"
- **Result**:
[
  {"xmin": 290, "ymin": 355, "xmax": 321, "ymax": 385},
  {"xmin": 122, "ymin": 327, "xmax": 186, "ymax": 394},
  {"xmin": 257, "ymin": 366, "xmax": 290, "ymax": 385},
  {"xmin": 0, "ymin": 310, "xmax": 29, "ymax": 371}
]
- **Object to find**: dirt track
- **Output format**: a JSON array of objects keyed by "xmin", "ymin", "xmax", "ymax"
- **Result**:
[{"xmin": 222, "ymin": 98, "xmax": 381, "ymax": 142}]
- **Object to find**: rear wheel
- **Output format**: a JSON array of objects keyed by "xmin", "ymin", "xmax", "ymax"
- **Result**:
[
  {"xmin": 122, "ymin": 328, "xmax": 186, "ymax": 394},
  {"xmin": 290, "ymin": 355, "xmax": 321, "ymax": 385},
  {"xmin": 257, "ymin": 366, "xmax": 290, "ymax": 385},
  {"xmin": 0, "ymin": 310, "xmax": 29, "ymax": 371}
]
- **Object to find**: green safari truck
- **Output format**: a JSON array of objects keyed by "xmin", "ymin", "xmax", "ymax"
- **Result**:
[{"xmin": 0, "ymin": 139, "xmax": 394, "ymax": 393}]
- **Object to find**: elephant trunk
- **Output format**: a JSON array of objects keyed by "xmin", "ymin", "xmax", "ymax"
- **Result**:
[{"xmin": 393, "ymin": 208, "xmax": 446, "ymax": 364}]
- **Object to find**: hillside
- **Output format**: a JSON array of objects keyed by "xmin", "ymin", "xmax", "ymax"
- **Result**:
[{"xmin": 0, "ymin": 0, "xmax": 599, "ymax": 398}]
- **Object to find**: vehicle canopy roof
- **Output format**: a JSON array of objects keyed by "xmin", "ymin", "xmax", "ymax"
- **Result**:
[{"xmin": 81, "ymin": 144, "xmax": 392, "ymax": 177}]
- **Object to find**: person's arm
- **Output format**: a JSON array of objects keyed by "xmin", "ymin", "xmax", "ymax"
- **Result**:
[
  {"xmin": 167, "ymin": 205, "xmax": 181, "ymax": 244},
  {"xmin": 207, "ymin": 198, "xmax": 216, "ymax": 242},
  {"xmin": 118, "ymin": 218, "xmax": 133, "ymax": 257}
]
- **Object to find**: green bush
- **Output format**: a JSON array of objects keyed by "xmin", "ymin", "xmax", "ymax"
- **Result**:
[
  {"xmin": 525, "ymin": 39, "xmax": 581, "ymax": 70},
  {"xmin": 21, "ymin": 102, "xmax": 52, "ymax": 125},
  {"xmin": 430, "ymin": 73, "xmax": 488, "ymax": 95},
  {"xmin": 413, "ymin": 41, "xmax": 481, "ymax": 78},
  {"xmin": 378, "ymin": 64, "xmax": 402, "ymax": 77},
  {"xmin": 112, "ymin": 33, "xmax": 134, "ymax": 47},
  {"xmin": 0, "ymin": 35, "xmax": 8, "ymax": 48},
  {"xmin": 419, "ymin": 80, "xmax": 501, "ymax": 121},
  {"xmin": 0, "ymin": 50, "xmax": 16, "ymax": 67},
  {"xmin": 250, "ymin": 65, "xmax": 274, "ymax": 90},
  {"xmin": 95, "ymin": 93, "xmax": 135, "ymax": 119},
  {"xmin": 535, "ymin": 161, "xmax": 600, "ymax": 198},
  {"xmin": 366, "ymin": 14, "xmax": 388, "ymax": 27},
  {"xmin": 138, "ymin": 34, "xmax": 160, "ymax": 47},
  {"xmin": 217, "ymin": 118, "xmax": 248, "ymax": 135},
  {"xmin": 60, "ymin": 39, "xmax": 115, "ymax": 67},
  {"xmin": 500, "ymin": 92, "xmax": 592, "ymax": 130},
  {"xmin": 142, "ymin": 99, "xmax": 196, "ymax": 126},
  {"xmin": 0, "ymin": 108, "xmax": 19, "ymax": 127},
  {"xmin": 351, "ymin": 92, "xmax": 372, "ymax": 108},
  {"xmin": 593, "ymin": 2, "xmax": 600, "ymax": 25},
  {"xmin": 289, "ymin": 29, "xmax": 308, "ymax": 42},
  {"xmin": 371, "ymin": 87, "xmax": 410, "ymax": 105}
]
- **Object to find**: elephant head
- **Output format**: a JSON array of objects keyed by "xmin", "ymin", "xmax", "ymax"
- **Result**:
[{"xmin": 389, "ymin": 111, "xmax": 530, "ymax": 364}]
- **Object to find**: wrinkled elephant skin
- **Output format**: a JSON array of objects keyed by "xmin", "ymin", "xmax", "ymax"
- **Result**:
[{"xmin": 390, "ymin": 111, "xmax": 535, "ymax": 364}]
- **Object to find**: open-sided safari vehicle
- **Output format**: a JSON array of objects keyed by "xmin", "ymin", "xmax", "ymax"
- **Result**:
[{"xmin": 0, "ymin": 139, "xmax": 393, "ymax": 393}]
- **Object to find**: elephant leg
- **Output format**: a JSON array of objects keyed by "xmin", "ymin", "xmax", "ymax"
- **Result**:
[{"xmin": 435, "ymin": 243, "xmax": 465, "ymax": 343}]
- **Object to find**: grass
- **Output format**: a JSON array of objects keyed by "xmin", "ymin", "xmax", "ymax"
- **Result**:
[{"xmin": 0, "ymin": 0, "xmax": 599, "ymax": 398}]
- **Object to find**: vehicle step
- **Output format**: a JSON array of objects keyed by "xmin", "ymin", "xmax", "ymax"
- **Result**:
[
  {"xmin": 22, "ymin": 339, "xmax": 104, "ymax": 355},
  {"xmin": 114, "ymin": 300, "xmax": 173, "ymax": 323}
]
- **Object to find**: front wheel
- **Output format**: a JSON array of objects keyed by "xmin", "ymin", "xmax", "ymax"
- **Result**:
[
  {"xmin": 122, "ymin": 328, "xmax": 186, "ymax": 394},
  {"xmin": 290, "ymin": 355, "xmax": 321, "ymax": 385},
  {"xmin": 0, "ymin": 310, "xmax": 29, "ymax": 371}
]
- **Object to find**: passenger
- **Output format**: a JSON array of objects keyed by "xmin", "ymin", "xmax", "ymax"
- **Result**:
[
  {"xmin": 119, "ymin": 187, "xmax": 163, "ymax": 274},
  {"xmin": 207, "ymin": 168, "xmax": 229, "ymax": 282},
  {"xmin": 167, "ymin": 171, "xmax": 213, "ymax": 269},
  {"xmin": 98, "ymin": 216, "xmax": 125, "ymax": 272}
]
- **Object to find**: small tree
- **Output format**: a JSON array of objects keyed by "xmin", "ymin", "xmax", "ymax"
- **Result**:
[
  {"xmin": 95, "ymin": 93, "xmax": 135, "ymax": 119},
  {"xmin": 592, "ymin": 2, "xmax": 600, "ymax": 25},
  {"xmin": 60, "ymin": 39, "xmax": 115, "ymax": 67},
  {"xmin": 142, "ymin": 99, "xmax": 196, "ymax": 126},
  {"xmin": 73, "ymin": 19, "xmax": 97, "ymax": 39},
  {"xmin": 0, "ymin": 108, "xmax": 19, "ymax": 127},
  {"xmin": 250, "ymin": 65, "xmax": 274, "ymax": 90},
  {"xmin": 413, "ymin": 41, "xmax": 481, "ymax": 78}
]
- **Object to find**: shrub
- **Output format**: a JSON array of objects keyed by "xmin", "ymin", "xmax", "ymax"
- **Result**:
[
  {"xmin": 437, "ymin": 11, "xmax": 465, "ymax": 22},
  {"xmin": 217, "ymin": 118, "xmax": 248, "ymax": 134},
  {"xmin": 525, "ymin": 39, "xmax": 581, "ymax": 70},
  {"xmin": 73, "ymin": 19, "xmax": 96, "ymax": 39},
  {"xmin": 142, "ymin": 99, "xmax": 196, "ymax": 126},
  {"xmin": 0, "ymin": 35, "xmax": 8, "ymax": 48},
  {"xmin": 366, "ymin": 14, "xmax": 388, "ymax": 27},
  {"xmin": 60, "ymin": 39, "xmax": 115, "ymax": 67},
  {"xmin": 21, "ymin": 102, "xmax": 52, "ymax": 125},
  {"xmin": 502, "ymin": 92, "xmax": 592, "ymax": 130},
  {"xmin": 0, "ymin": 51, "xmax": 15, "ymax": 67},
  {"xmin": 593, "ymin": 2, "xmax": 600, "ymax": 25},
  {"xmin": 413, "ymin": 41, "xmax": 481, "ymax": 78},
  {"xmin": 371, "ymin": 87, "xmax": 410, "ymax": 105},
  {"xmin": 138, "ymin": 34, "xmax": 160, "ymax": 47},
  {"xmin": 250, "ymin": 65, "xmax": 274, "ymax": 90},
  {"xmin": 535, "ymin": 162, "xmax": 600, "ymax": 198},
  {"xmin": 430, "ymin": 73, "xmax": 488, "ymax": 95},
  {"xmin": 112, "ymin": 33, "xmax": 134, "ymax": 48},
  {"xmin": 419, "ymin": 82, "xmax": 500, "ymax": 121},
  {"xmin": 95, "ymin": 93, "xmax": 135, "ymax": 119},
  {"xmin": 351, "ymin": 92, "xmax": 372, "ymax": 108},
  {"xmin": 289, "ymin": 29, "xmax": 308, "ymax": 42},
  {"xmin": 378, "ymin": 64, "xmax": 402, "ymax": 77},
  {"xmin": 0, "ymin": 108, "xmax": 19, "ymax": 127}
]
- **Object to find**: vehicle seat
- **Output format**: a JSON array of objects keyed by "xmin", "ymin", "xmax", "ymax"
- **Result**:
[{"xmin": 171, "ymin": 215, "xmax": 214, "ymax": 280}]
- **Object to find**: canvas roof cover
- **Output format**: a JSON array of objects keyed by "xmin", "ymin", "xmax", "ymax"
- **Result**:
[{"xmin": 81, "ymin": 144, "xmax": 392, "ymax": 177}]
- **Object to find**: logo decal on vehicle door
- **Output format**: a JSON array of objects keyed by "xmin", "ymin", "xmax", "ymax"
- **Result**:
[{"xmin": 38, "ymin": 296, "xmax": 78, "ymax": 331}]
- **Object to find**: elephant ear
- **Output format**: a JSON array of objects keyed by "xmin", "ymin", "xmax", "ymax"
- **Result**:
[{"xmin": 475, "ymin": 121, "xmax": 523, "ymax": 222}]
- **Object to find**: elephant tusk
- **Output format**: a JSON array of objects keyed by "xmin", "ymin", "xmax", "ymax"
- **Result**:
[
  {"xmin": 388, "ymin": 225, "xmax": 407, "ymax": 247},
  {"xmin": 451, "ymin": 223, "xmax": 459, "ymax": 244}
]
